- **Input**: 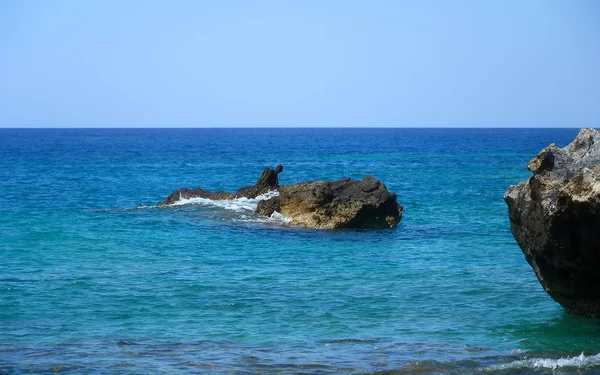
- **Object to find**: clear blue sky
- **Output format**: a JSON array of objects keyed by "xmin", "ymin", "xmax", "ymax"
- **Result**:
[{"xmin": 1, "ymin": 0, "xmax": 599, "ymax": 128}]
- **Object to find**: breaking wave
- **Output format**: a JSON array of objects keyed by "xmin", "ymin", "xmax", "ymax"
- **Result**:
[
  {"xmin": 485, "ymin": 352, "xmax": 600, "ymax": 372},
  {"xmin": 164, "ymin": 190, "xmax": 290, "ymax": 225}
]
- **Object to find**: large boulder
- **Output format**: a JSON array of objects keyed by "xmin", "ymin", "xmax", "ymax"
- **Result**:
[
  {"xmin": 505, "ymin": 128, "xmax": 600, "ymax": 317},
  {"xmin": 255, "ymin": 176, "xmax": 403, "ymax": 229}
]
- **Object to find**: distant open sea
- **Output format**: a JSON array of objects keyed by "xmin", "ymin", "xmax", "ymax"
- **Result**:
[{"xmin": 2, "ymin": 128, "xmax": 600, "ymax": 374}]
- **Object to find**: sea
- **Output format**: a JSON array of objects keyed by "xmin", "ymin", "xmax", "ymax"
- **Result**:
[{"xmin": 2, "ymin": 128, "xmax": 600, "ymax": 375}]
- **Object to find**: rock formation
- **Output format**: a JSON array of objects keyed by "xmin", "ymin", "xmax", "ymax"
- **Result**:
[
  {"xmin": 158, "ymin": 165, "xmax": 402, "ymax": 230},
  {"xmin": 157, "ymin": 165, "xmax": 282, "ymax": 207},
  {"xmin": 233, "ymin": 164, "xmax": 283, "ymax": 199},
  {"xmin": 256, "ymin": 176, "xmax": 402, "ymax": 229},
  {"xmin": 505, "ymin": 128, "xmax": 600, "ymax": 317}
]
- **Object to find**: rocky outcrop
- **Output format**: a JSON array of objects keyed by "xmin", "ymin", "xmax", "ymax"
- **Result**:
[
  {"xmin": 157, "ymin": 188, "xmax": 233, "ymax": 206},
  {"xmin": 505, "ymin": 128, "xmax": 600, "ymax": 317},
  {"xmin": 255, "ymin": 176, "xmax": 402, "ymax": 229},
  {"xmin": 157, "ymin": 165, "xmax": 282, "ymax": 207},
  {"xmin": 158, "ymin": 165, "xmax": 402, "ymax": 230},
  {"xmin": 233, "ymin": 164, "xmax": 283, "ymax": 199}
]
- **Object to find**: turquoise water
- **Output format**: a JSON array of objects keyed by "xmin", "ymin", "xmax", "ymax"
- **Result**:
[{"xmin": 2, "ymin": 128, "xmax": 600, "ymax": 374}]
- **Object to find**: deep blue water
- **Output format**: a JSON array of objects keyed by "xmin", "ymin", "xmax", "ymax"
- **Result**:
[{"xmin": 2, "ymin": 128, "xmax": 600, "ymax": 374}]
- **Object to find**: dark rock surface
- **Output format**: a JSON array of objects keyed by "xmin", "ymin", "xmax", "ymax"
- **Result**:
[
  {"xmin": 505, "ymin": 128, "xmax": 600, "ymax": 317},
  {"xmin": 255, "ymin": 195, "xmax": 281, "ymax": 216},
  {"xmin": 157, "ymin": 165, "xmax": 282, "ymax": 207},
  {"xmin": 256, "ymin": 175, "xmax": 403, "ymax": 229},
  {"xmin": 233, "ymin": 164, "xmax": 283, "ymax": 199},
  {"xmin": 158, "ymin": 165, "xmax": 402, "ymax": 230}
]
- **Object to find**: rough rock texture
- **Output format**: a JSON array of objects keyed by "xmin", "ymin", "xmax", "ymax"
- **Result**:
[
  {"xmin": 157, "ymin": 165, "xmax": 282, "ymax": 207},
  {"xmin": 233, "ymin": 164, "xmax": 283, "ymax": 199},
  {"xmin": 505, "ymin": 128, "xmax": 600, "ymax": 317},
  {"xmin": 255, "ymin": 175, "xmax": 403, "ymax": 229},
  {"xmin": 158, "ymin": 165, "xmax": 402, "ymax": 230}
]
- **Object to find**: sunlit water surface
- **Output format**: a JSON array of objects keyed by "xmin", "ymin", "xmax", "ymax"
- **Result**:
[{"xmin": 2, "ymin": 128, "xmax": 600, "ymax": 374}]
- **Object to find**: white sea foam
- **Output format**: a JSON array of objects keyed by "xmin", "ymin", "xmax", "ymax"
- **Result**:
[
  {"xmin": 269, "ymin": 211, "xmax": 292, "ymax": 224},
  {"xmin": 169, "ymin": 190, "xmax": 279, "ymax": 210},
  {"xmin": 166, "ymin": 190, "xmax": 291, "ymax": 224},
  {"xmin": 485, "ymin": 352, "xmax": 600, "ymax": 372}
]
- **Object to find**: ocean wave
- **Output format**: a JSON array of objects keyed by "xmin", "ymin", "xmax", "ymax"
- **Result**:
[
  {"xmin": 168, "ymin": 190, "xmax": 278, "ymax": 210},
  {"xmin": 485, "ymin": 352, "xmax": 600, "ymax": 372},
  {"xmin": 163, "ymin": 190, "xmax": 291, "ymax": 224},
  {"xmin": 268, "ymin": 211, "xmax": 292, "ymax": 224}
]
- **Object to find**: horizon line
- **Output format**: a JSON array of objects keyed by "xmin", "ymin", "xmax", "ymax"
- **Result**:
[{"xmin": 0, "ymin": 126, "xmax": 594, "ymax": 130}]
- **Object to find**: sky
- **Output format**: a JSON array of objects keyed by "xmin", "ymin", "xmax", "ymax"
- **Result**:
[{"xmin": 0, "ymin": 0, "xmax": 599, "ymax": 128}]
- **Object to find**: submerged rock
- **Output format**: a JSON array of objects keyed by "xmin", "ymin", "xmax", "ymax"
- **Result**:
[
  {"xmin": 256, "ymin": 176, "xmax": 402, "ymax": 229},
  {"xmin": 158, "ymin": 165, "xmax": 402, "ymax": 229},
  {"xmin": 505, "ymin": 128, "xmax": 600, "ymax": 317}
]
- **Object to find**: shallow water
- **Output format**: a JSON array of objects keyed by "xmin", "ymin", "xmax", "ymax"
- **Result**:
[{"xmin": 2, "ymin": 128, "xmax": 600, "ymax": 374}]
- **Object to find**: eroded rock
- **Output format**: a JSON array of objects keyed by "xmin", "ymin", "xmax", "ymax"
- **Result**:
[
  {"xmin": 158, "ymin": 165, "xmax": 402, "ymax": 230},
  {"xmin": 157, "ymin": 165, "xmax": 282, "ymax": 207},
  {"xmin": 233, "ymin": 164, "xmax": 283, "ymax": 199},
  {"xmin": 256, "ymin": 176, "xmax": 402, "ymax": 229},
  {"xmin": 505, "ymin": 128, "xmax": 600, "ymax": 317}
]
